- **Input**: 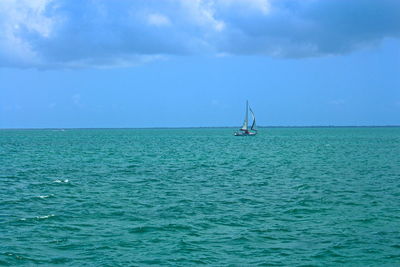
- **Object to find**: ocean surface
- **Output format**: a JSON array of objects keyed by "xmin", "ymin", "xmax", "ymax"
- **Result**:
[{"xmin": 1, "ymin": 128, "xmax": 399, "ymax": 266}]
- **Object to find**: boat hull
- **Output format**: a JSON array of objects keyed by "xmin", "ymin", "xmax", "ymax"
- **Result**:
[{"xmin": 234, "ymin": 131, "xmax": 257, "ymax": 136}]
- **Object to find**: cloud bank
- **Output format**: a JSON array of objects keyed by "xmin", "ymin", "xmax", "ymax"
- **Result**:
[{"xmin": 0, "ymin": 0, "xmax": 399, "ymax": 68}]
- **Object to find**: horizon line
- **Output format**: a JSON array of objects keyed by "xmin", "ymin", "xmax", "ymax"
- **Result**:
[{"xmin": 1, "ymin": 125, "xmax": 400, "ymax": 130}]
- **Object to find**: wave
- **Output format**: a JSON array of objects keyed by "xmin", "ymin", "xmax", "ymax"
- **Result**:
[
  {"xmin": 35, "ymin": 194, "xmax": 54, "ymax": 199},
  {"xmin": 19, "ymin": 214, "xmax": 55, "ymax": 221},
  {"xmin": 36, "ymin": 214, "xmax": 55, "ymax": 220},
  {"xmin": 53, "ymin": 179, "xmax": 69, "ymax": 183}
]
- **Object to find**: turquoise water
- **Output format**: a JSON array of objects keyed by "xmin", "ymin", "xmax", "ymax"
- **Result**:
[{"xmin": 1, "ymin": 128, "xmax": 399, "ymax": 266}]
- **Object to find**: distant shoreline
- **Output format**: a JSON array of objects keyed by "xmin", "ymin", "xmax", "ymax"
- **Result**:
[{"xmin": 1, "ymin": 126, "xmax": 400, "ymax": 130}]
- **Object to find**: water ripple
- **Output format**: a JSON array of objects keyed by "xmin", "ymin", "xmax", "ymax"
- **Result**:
[{"xmin": 1, "ymin": 128, "xmax": 400, "ymax": 266}]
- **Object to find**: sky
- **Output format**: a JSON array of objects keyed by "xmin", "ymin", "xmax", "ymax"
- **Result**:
[{"xmin": 0, "ymin": 0, "xmax": 399, "ymax": 128}]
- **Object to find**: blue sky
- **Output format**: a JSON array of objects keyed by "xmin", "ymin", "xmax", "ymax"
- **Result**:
[{"xmin": 0, "ymin": 0, "xmax": 399, "ymax": 128}]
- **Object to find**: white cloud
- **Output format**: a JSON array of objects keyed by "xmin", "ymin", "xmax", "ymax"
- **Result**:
[
  {"xmin": 178, "ymin": 0, "xmax": 225, "ymax": 32},
  {"xmin": 0, "ymin": 0, "xmax": 57, "ymax": 66},
  {"xmin": 0, "ymin": 0, "xmax": 399, "ymax": 69},
  {"xmin": 147, "ymin": 13, "xmax": 171, "ymax": 27}
]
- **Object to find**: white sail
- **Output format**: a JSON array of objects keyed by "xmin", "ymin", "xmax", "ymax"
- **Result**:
[
  {"xmin": 241, "ymin": 101, "xmax": 249, "ymax": 130},
  {"xmin": 249, "ymin": 107, "xmax": 257, "ymax": 131}
]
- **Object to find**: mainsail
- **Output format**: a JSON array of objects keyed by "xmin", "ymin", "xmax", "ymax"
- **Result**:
[
  {"xmin": 249, "ymin": 107, "xmax": 257, "ymax": 131},
  {"xmin": 241, "ymin": 100, "xmax": 249, "ymax": 131}
]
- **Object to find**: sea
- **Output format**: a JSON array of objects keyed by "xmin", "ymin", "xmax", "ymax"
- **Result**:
[{"xmin": 1, "ymin": 127, "xmax": 399, "ymax": 266}]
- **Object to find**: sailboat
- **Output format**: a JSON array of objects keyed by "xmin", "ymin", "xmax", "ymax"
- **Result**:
[{"xmin": 234, "ymin": 101, "xmax": 257, "ymax": 136}]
